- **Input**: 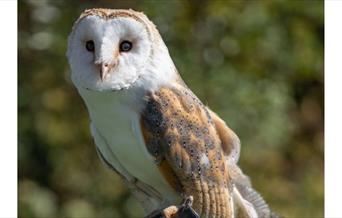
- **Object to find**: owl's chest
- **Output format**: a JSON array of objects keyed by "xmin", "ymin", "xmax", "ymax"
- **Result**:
[
  {"xmin": 84, "ymin": 93, "xmax": 178, "ymax": 203},
  {"xmin": 93, "ymin": 106, "xmax": 155, "ymax": 182}
]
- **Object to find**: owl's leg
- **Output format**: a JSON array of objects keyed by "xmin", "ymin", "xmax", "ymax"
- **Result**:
[{"xmin": 144, "ymin": 196, "xmax": 199, "ymax": 218}]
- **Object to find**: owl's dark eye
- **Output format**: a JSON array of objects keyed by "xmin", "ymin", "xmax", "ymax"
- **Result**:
[
  {"xmin": 85, "ymin": 40, "xmax": 95, "ymax": 52},
  {"xmin": 120, "ymin": 40, "xmax": 132, "ymax": 52}
]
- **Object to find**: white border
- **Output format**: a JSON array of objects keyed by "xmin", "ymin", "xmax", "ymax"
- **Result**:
[
  {"xmin": 2, "ymin": 1, "xmax": 338, "ymax": 218},
  {"xmin": 0, "ymin": 0, "xmax": 17, "ymax": 218},
  {"xmin": 325, "ymin": 1, "xmax": 342, "ymax": 217}
]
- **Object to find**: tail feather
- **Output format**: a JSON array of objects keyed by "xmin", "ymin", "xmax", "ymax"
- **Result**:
[{"xmin": 229, "ymin": 163, "xmax": 278, "ymax": 218}]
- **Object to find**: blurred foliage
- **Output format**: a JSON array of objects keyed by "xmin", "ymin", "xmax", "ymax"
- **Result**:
[{"xmin": 18, "ymin": 0, "xmax": 323, "ymax": 217}]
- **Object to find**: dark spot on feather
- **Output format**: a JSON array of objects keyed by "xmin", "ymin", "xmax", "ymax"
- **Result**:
[
  {"xmin": 216, "ymin": 150, "xmax": 222, "ymax": 160},
  {"xmin": 220, "ymin": 163, "xmax": 225, "ymax": 173}
]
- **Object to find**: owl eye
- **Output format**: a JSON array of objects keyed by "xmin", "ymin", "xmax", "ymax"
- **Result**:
[
  {"xmin": 85, "ymin": 40, "xmax": 95, "ymax": 52},
  {"xmin": 120, "ymin": 40, "xmax": 132, "ymax": 52}
]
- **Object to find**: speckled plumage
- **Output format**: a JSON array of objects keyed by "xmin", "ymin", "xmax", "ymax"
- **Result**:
[{"xmin": 140, "ymin": 85, "xmax": 233, "ymax": 217}]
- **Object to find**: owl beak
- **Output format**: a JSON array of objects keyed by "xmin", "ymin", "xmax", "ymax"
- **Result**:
[
  {"xmin": 100, "ymin": 64, "xmax": 110, "ymax": 81},
  {"xmin": 96, "ymin": 61, "xmax": 117, "ymax": 81}
]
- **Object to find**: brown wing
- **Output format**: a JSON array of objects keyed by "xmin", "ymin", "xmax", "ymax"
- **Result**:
[
  {"xmin": 207, "ymin": 110, "xmax": 273, "ymax": 217},
  {"xmin": 140, "ymin": 85, "xmax": 233, "ymax": 218},
  {"xmin": 207, "ymin": 109, "xmax": 241, "ymax": 164}
]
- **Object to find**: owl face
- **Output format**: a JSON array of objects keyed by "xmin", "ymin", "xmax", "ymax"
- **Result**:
[{"xmin": 67, "ymin": 11, "xmax": 152, "ymax": 91}]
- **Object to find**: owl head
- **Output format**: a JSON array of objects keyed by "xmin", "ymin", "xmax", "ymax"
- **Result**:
[{"xmin": 67, "ymin": 9, "xmax": 177, "ymax": 92}]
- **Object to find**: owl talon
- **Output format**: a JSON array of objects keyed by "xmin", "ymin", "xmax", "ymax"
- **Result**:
[
  {"xmin": 177, "ymin": 196, "xmax": 199, "ymax": 218},
  {"xmin": 181, "ymin": 196, "xmax": 194, "ymax": 208},
  {"xmin": 144, "ymin": 196, "xmax": 198, "ymax": 218}
]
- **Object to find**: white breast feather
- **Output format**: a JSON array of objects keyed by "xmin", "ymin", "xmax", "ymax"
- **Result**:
[{"xmin": 79, "ymin": 88, "xmax": 180, "ymax": 211}]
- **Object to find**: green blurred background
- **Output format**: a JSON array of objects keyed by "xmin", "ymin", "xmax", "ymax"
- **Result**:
[{"xmin": 18, "ymin": 0, "xmax": 324, "ymax": 217}]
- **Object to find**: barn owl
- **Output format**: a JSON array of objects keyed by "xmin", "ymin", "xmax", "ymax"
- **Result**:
[{"xmin": 67, "ymin": 8, "xmax": 276, "ymax": 218}]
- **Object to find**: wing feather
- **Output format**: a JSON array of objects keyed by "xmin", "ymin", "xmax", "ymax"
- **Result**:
[
  {"xmin": 140, "ymin": 85, "xmax": 234, "ymax": 217},
  {"xmin": 205, "ymin": 112, "xmax": 274, "ymax": 218},
  {"xmin": 140, "ymin": 84, "xmax": 276, "ymax": 218},
  {"xmin": 207, "ymin": 109, "xmax": 240, "ymax": 164}
]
